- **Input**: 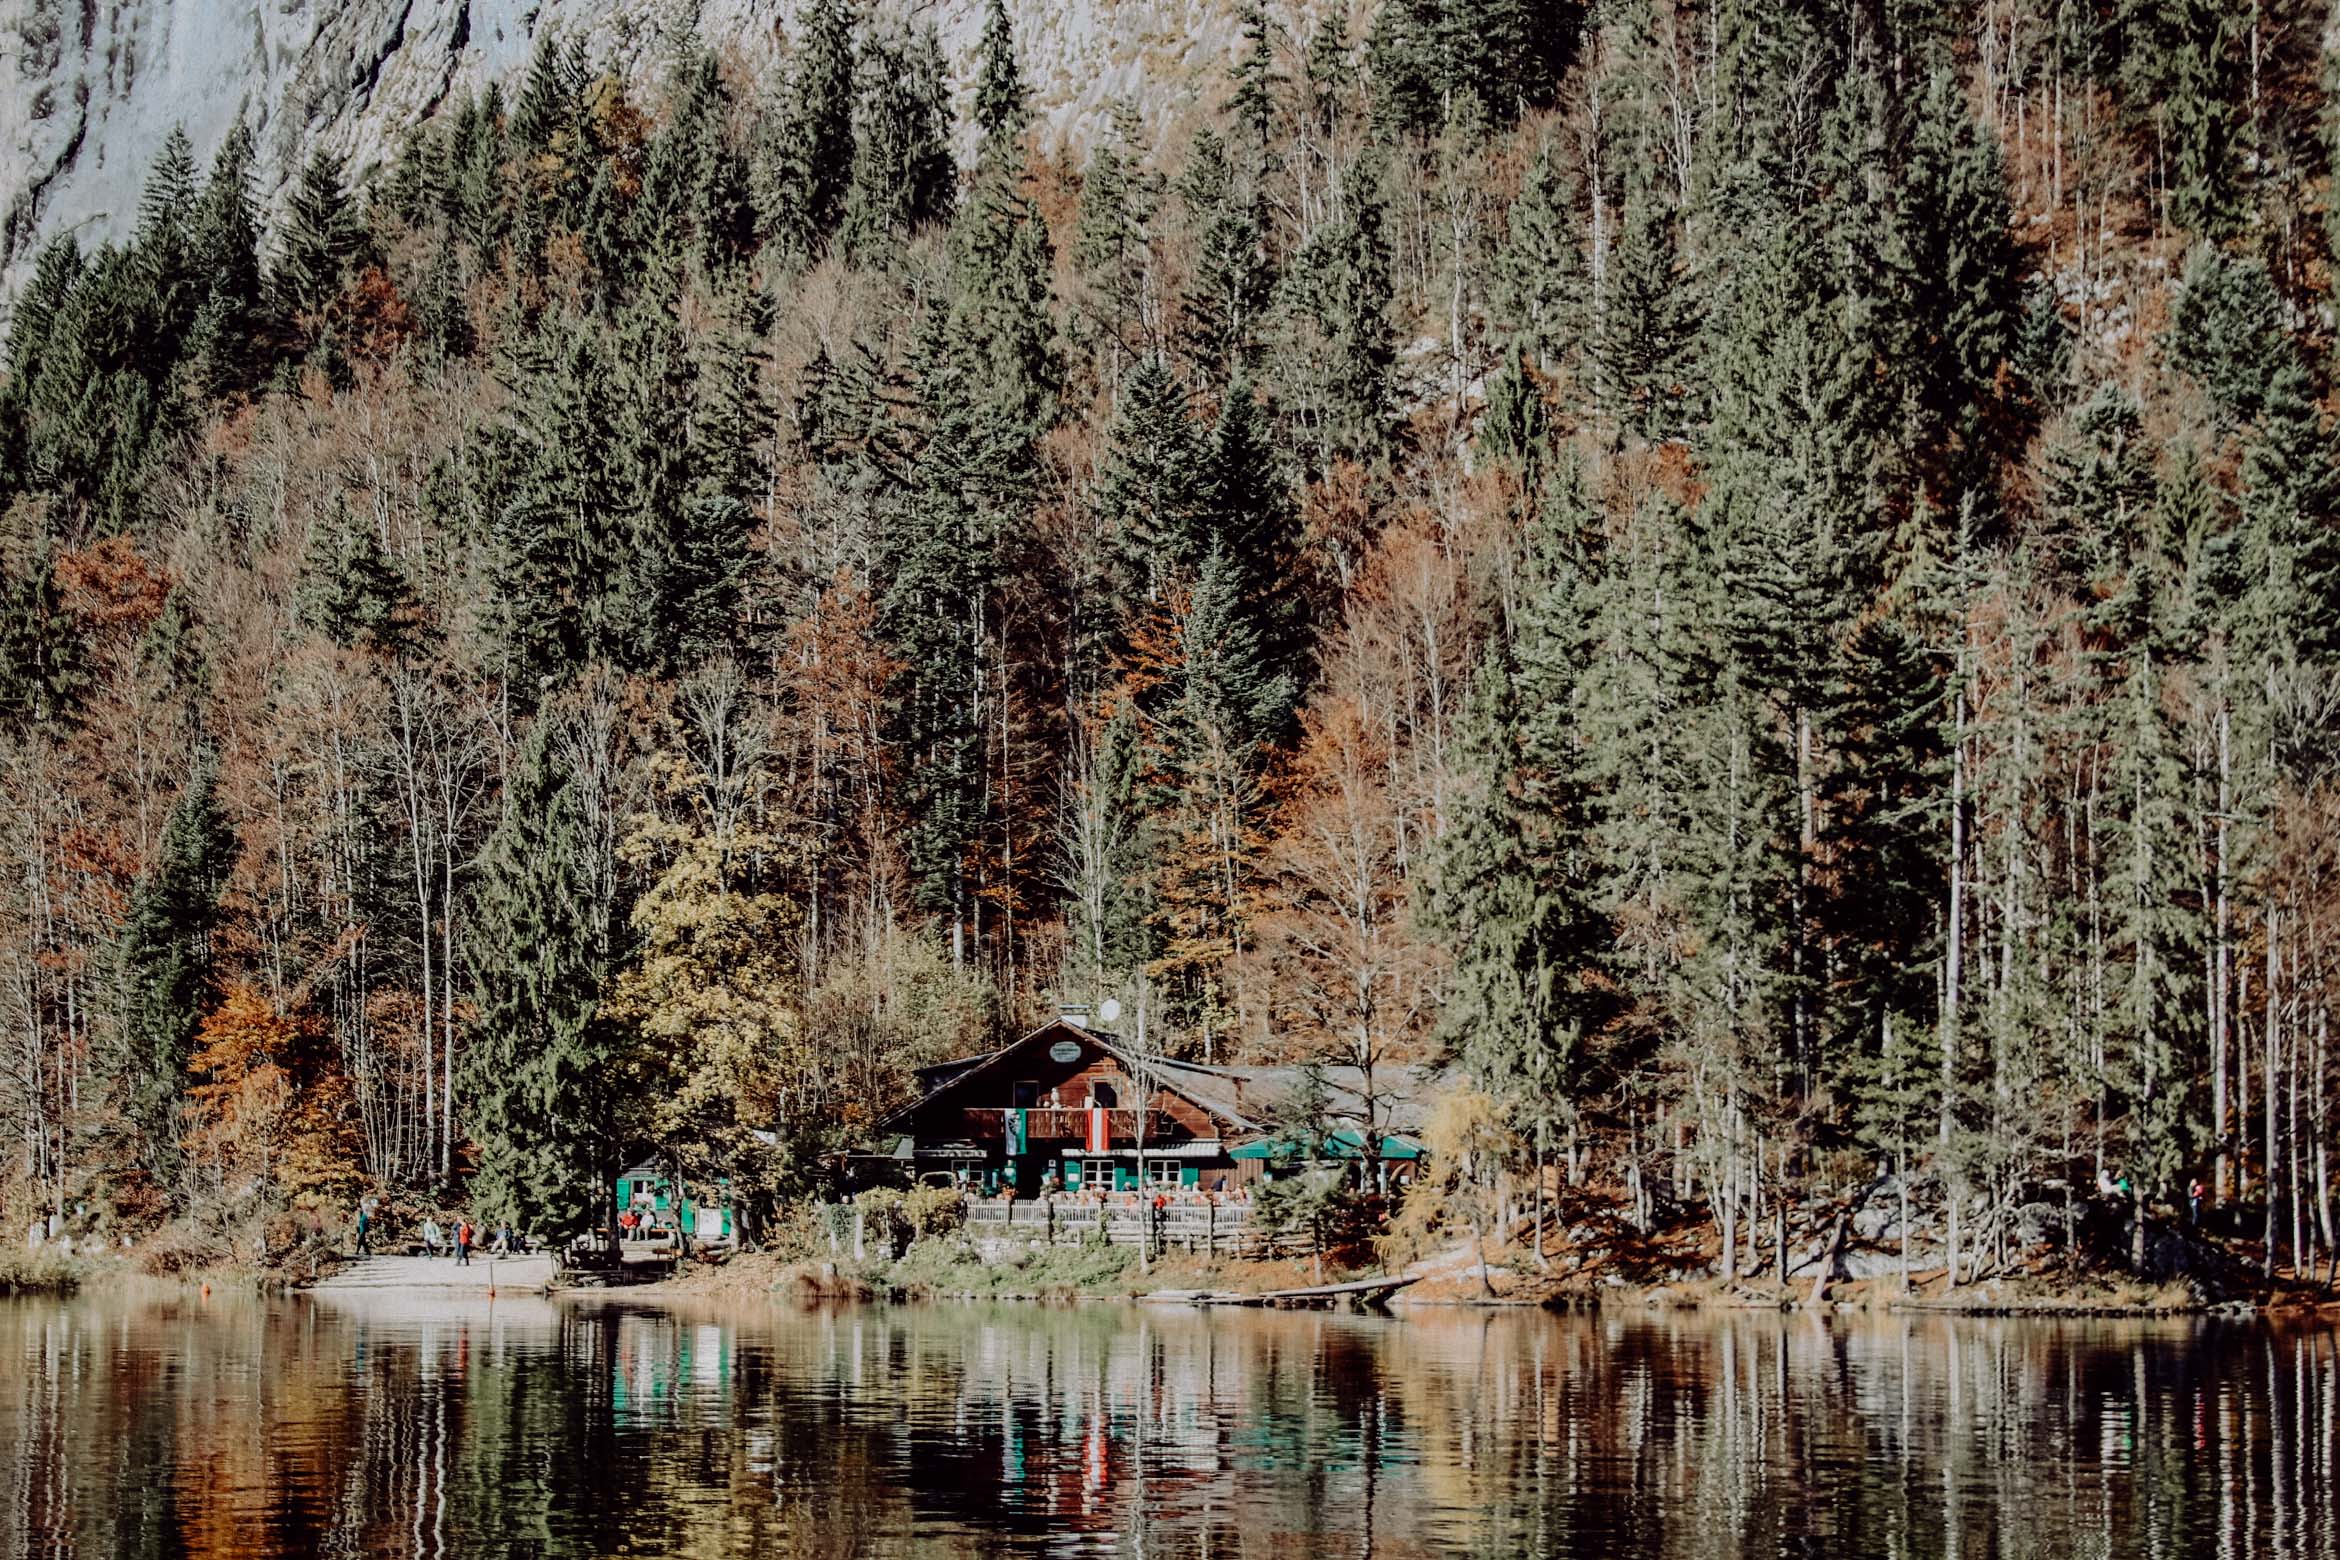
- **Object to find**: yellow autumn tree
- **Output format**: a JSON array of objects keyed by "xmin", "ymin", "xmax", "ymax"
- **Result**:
[
  {"xmin": 1385, "ymin": 1089, "xmax": 1517, "ymax": 1298},
  {"xmin": 605, "ymin": 669, "xmax": 819, "ymax": 1237}
]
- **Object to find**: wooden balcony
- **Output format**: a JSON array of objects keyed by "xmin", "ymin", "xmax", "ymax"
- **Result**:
[{"xmin": 956, "ymin": 1107, "xmax": 1185, "ymax": 1144}]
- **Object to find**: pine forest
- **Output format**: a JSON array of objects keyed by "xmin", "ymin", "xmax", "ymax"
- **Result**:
[{"xmin": 4, "ymin": 0, "xmax": 2339, "ymax": 1286}]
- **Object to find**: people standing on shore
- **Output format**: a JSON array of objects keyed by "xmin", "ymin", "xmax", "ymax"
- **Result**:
[
  {"xmin": 422, "ymin": 1216, "xmax": 443, "ymax": 1259},
  {"xmin": 455, "ymin": 1219, "xmax": 472, "ymax": 1266},
  {"xmin": 353, "ymin": 1203, "xmax": 373, "ymax": 1256}
]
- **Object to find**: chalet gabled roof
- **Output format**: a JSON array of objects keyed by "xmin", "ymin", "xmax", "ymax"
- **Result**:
[
  {"xmin": 911, "ymin": 1049, "xmax": 1002, "ymax": 1095},
  {"xmin": 1144, "ymin": 1057, "xmax": 1440, "ymax": 1137},
  {"xmin": 875, "ymin": 1019, "xmax": 1143, "ymax": 1133},
  {"xmin": 879, "ymin": 1020, "xmax": 1443, "ymax": 1140}
]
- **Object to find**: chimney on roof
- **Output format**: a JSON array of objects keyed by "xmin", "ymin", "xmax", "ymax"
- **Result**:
[{"xmin": 1058, "ymin": 1002, "xmax": 1091, "ymax": 1029}]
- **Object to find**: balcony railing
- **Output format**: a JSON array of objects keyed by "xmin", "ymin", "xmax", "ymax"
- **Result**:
[{"xmin": 956, "ymin": 1107, "xmax": 1184, "ymax": 1143}]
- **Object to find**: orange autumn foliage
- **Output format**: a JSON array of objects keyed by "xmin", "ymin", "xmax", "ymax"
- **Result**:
[{"xmin": 185, "ymin": 984, "xmax": 365, "ymax": 1210}]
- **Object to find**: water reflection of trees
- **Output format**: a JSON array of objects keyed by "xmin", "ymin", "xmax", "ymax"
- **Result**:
[{"xmin": 2, "ymin": 1298, "xmax": 2335, "ymax": 1557}]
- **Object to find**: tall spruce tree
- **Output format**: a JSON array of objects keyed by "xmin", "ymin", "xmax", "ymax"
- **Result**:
[
  {"xmin": 1491, "ymin": 135, "xmax": 1581, "ymax": 374},
  {"xmin": 759, "ymin": 0, "xmax": 856, "ymax": 258},
  {"xmin": 274, "ymin": 149, "xmax": 370, "ymax": 338},
  {"xmin": 1591, "ymin": 172, "xmax": 1695, "ymax": 442},
  {"xmin": 299, "ymin": 493, "xmax": 418, "ymax": 654},
  {"xmin": 1177, "ymin": 130, "xmax": 1273, "ymax": 389},
  {"xmin": 115, "ymin": 752, "xmax": 238, "ymax": 1190},
  {"xmin": 1098, "ymin": 353, "xmax": 1204, "ymax": 601},
  {"xmin": 973, "ymin": 0, "xmax": 1030, "ymax": 167},
  {"xmin": 463, "ymin": 715, "xmax": 626, "ymax": 1236},
  {"xmin": 635, "ymin": 48, "xmax": 751, "ymax": 271},
  {"xmin": 842, "ymin": 25, "xmax": 955, "ymax": 259},
  {"xmin": 1277, "ymin": 155, "xmax": 1395, "ymax": 467},
  {"xmin": 0, "ymin": 546, "xmax": 86, "ymax": 732}
]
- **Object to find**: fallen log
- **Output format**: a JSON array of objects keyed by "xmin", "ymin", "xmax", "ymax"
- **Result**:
[
  {"xmin": 1144, "ymin": 1274, "xmax": 1422, "ymax": 1310},
  {"xmin": 1807, "ymin": 1175, "xmax": 1892, "ymax": 1308}
]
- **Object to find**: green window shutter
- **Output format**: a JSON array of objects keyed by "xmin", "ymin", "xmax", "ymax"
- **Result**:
[
  {"xmin": 1115, "ymin": 1163, "xmax": 1136, "ymax": 1192},
  {"xmin": 616, "ymin": 1180, "xmax": 628, "ymax": 1203},
  {"xmin": 1180, "ymin": 1165, "xmax": 1199, "ymax": 1187}
]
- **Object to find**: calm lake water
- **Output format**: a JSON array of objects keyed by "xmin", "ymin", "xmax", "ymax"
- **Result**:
[{"xmin": 2, "ymin": 1292, "xmax": 2335, "ymax": 1558}]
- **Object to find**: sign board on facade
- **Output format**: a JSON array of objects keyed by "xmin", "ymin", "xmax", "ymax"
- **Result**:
[{"xmin": 1048, "ymin": 1040, "xmax": 1083, "ymax": 1063}]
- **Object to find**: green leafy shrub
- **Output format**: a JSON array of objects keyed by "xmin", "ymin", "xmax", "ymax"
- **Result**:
[
  {"xmin": 853, "ymin": 1186, "xmax": 909, "ymax": 1256},
  {"xmin": 904, "ymin": 1183, "xmax": 966, "ymax": 1237}
]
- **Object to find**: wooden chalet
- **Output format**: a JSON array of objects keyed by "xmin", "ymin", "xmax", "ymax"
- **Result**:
[{"xmin": 858, "ymin": 1013, "xmax": 1431, "ymax": 1195}]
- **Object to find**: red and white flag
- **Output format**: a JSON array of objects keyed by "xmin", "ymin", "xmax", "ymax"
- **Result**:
[{"xmin": 1086, "ymin": 1105, "xmax": 1110, "ymax": 1153}]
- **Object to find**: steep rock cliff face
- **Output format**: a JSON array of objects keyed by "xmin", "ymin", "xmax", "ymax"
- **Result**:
[{"xmin": 0, "ymin": 0, "xmax": 1305, "ymax": 299}]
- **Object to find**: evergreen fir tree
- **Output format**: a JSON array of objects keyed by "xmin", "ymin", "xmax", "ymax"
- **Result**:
[
  {"xmin": 1072, "ymin": 105, "xmax": 1159, "ymax": 386},
  {"xmin": 488, "ymin": 321, "xmax": 623, "ymax": 688},
  {"xmin": 947, "ymin": 167, "xmax": 1063, "ymax": 446},
  {"xmin": 115, "ymin": 752, "xmax": 238, "ymax": 1190},
  {"xmin": 1059, "ymin": 702, "xmax": 1156, "ymax": 993},
  {"xmin": 1142, "ymin": 547, "xmax": 1291, "ymax": 1052},
  {"xmin": 1098, "ymin": 353, "xmax": 1204, "ymax": 601},
  {"xmin": 841, "ymin": 25, "xmax": 956, "ymax": 259},
  {"xmin": 1478, "ymin": 349, "xmax": 1550, "ymax": 483},
  {"xmin": 972, "ymin": 0, "xmax": 1030, "ymax": 167},
  {"xmin": 415, "ymin": 234, "xmax": 474, "ymax": 363},
  {"xmin": 446, "ymin": 84, "xmax": 510, "ymax": 258},
  {"xmin": 511, "ymin": 32, "xmax": 588, "ymax": 160},
  {"xmin": 2039, "ymin": 385, "xmax": 2159, "ymax": 595},
  {"xmin": 1302, "ymin": 13, "xmax": 1357, "ymax": 138},
  {"xmin": 298, "ymin": 493, "xmax": 417, "ymax": 654},
  {"xmin": 1882, "ymin": 63, "xmax": 2021, "ymax": 501},
  {"xmin": 1228, "ymin": 4, "xmax": 1280, "ymax": 165},
  {"xmin": 636, "ymin": 48, "xmax": 750, "ymax": 271},
  {"xmin": 3, "ymin": 236, "xmax": 82, "ymax": 386},
  {"xmin": 881, "ymin": 425, "xmax": 1002, "ymax": 940},
  {"xmin": 2166, "ymin": 244, "xmax": 2292, "ymax": 430},
  {"xmin": 0, "ymin": 546, "xmax": 88, "ymax": 732},
  {"xmin": 2094, "ymin": 447, "xmax": 2208, "ymax": 1218},
  {"xmin": 274, "ymin": 150, "xmax": 370, "ymax": 329},
  {"xmin": 1195, "ymin": 375, "xmax": 1301, "ymax": 685},
  {"xmin": 463, "ymin": 718, "xmax": 626, "ymax": 1237},
  {"xmin": 764, "ymin": 0, "xmax": 856, "ymax": 257},
  {"xmin": 1491, "ymin": 135, "xmax": 1581, "ymax": 374},
  {"xmin": 1421, "ymin": 620, "xmax": 1599, "ymax": 1160},
  {"xmin": 134, "ymin": 128, "xmax": 200, "ymax": 329},
  {"xmin": 185, "ymin": 123, "xmax": 265, "ymax": 393},
  {"xmin": 2119, "ymin": 0, "xmax": 2250, "ymax": 238},
  {"xmin": 1277, "ymin": 155, "xmax": 1395, "ymax": 466},
  {"xmin": 2014, "ymin": 278, "xmax": 2073, "ymax": 410},
  {"xmin": 0, "ymin": 237, "xmax": 81, "ymax": 494},
  {"xmin": 1177, "ymin": 130, "xmax": 1273, "ymax": 388},
  {"xmin": 1591, "ymin": 172, "xmax": 1696, "ymax": 442},
  {"xmin": 1367, "ymin": 0, "xmax": 1579, "ymax": 135},
  {"xmin": 190, "ymin": 123, "xmax": 262, "ymax": 313}
]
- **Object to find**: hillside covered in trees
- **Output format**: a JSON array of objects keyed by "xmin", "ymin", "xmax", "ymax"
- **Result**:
[{"xmin": 1, "ymin": 0, "xmax": 2335, "ymax": 1277}]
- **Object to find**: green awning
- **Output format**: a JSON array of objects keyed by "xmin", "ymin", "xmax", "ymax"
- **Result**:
[{"xmin": 1231, "ymin": 1129, "xmax": 1422, "ymax": 1162}]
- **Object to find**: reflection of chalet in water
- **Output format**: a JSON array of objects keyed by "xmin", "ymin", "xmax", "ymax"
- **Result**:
[{"xmin": 859, "ymin": 1011, "xmax": 1430, "ymax": 1194}]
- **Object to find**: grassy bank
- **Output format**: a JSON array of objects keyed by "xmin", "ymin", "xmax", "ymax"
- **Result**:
[
  {"xmin": 0, "ymin": 1247, "xmax": 89, "ymax": 1296},
  {"xmin": 0, "ymin": 1247, "xmax": 280, "ymax": 1300},
  {"xmin": 637, "ymin": 1234, "xmax": 1350, "ymax": 1305},
  {"xmin": 601, "ymin": 1197, "xmax": 2340, "ymax": 1317}
]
